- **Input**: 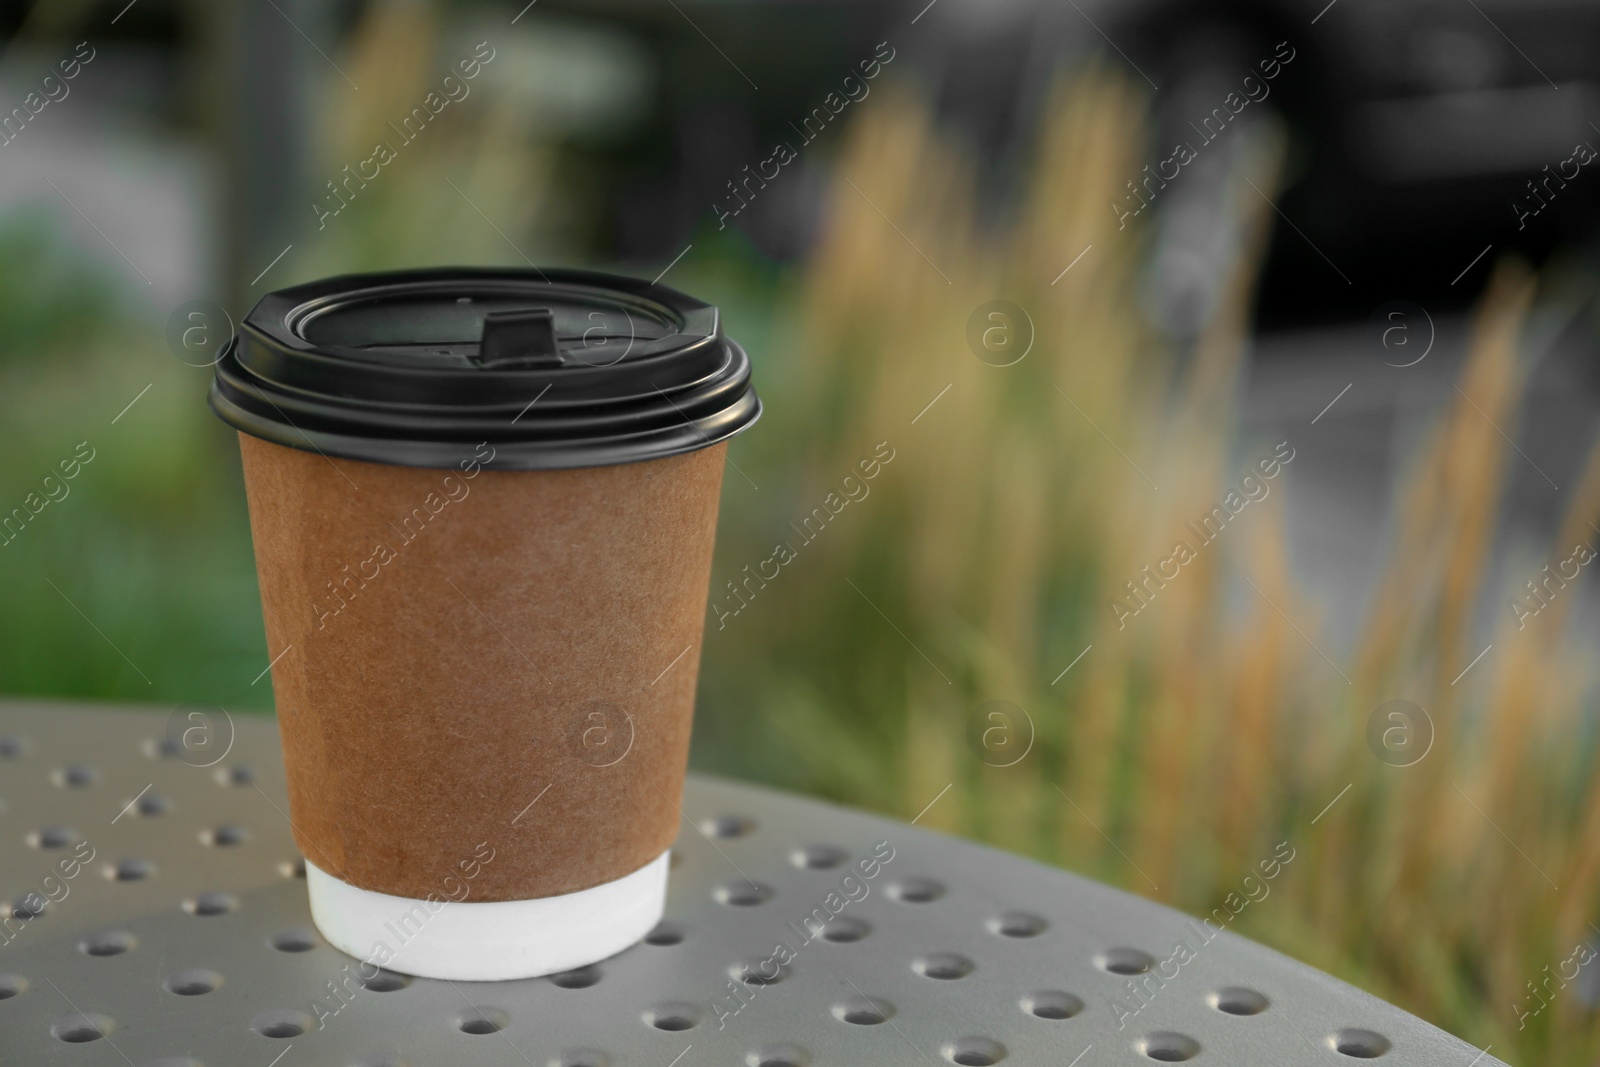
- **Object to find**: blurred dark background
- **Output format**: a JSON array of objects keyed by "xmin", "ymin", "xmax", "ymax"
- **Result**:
[{"xmin": 7, "ymin": 0, "xmax": 1599, "ymax": 314}]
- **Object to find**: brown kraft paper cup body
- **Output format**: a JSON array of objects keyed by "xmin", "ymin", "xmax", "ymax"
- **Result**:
[{"xmin": 238, "ymin": 432, "xmax": 725, "ymax": 902}]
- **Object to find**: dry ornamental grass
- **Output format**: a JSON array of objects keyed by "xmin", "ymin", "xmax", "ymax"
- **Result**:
[{"xmin": 703, "ymin": 68, "xmax": 1600, "ymax": 1065}]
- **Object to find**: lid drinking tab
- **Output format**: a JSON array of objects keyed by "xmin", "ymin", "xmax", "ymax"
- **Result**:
[{"xmin": 477, "ymin": 309, "xmax": 562, "ymax": 369}]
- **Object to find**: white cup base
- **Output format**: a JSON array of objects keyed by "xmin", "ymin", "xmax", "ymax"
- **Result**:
[{"xmin": 304, "ymin": 851, "xmax": 669, "ymax": 981}]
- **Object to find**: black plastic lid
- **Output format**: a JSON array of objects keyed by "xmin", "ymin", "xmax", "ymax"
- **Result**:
[{"xmin": 209, "ymin": 267, "xmax": 760, "ymax": 471}]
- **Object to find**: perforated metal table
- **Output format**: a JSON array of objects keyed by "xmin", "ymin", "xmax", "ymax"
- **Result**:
[{"xmin": 0, "ymin": 701, "xmax": 1502, "ymax": 1066}]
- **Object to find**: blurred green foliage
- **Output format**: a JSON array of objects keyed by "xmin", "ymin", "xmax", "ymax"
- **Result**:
[
  {"xmin": 0, "ymin": 213, "xmax": 119, "ymax": 365},
  {"xmin": 0, "ymin": 210, "xmax": 269, "ymax": 712}
]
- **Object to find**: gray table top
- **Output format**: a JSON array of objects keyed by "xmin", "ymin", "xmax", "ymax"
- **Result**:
[{"xmin": 0, "ymin": 700, "xmax": 1502, "ymax": 1067}]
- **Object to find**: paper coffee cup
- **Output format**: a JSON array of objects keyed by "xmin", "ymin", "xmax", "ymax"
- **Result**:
[{"xmin": 210, "ymin": 268, "xmax": 759, "ymax": 980}]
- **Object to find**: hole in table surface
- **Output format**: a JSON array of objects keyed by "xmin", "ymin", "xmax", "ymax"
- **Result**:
[
  {"xmin": 746, "ymin": 1043, "xmax": 810, "ymax": 1067},
  {"xmin": 832, "ymin": 995, "xmax": 893, "ymax": 1025},
  {"xmin": 144, "ymin": 736, "xmax": 183, "ymax": 759},
  {"xmin": 51, "ymin": 1012, "xmax": 114, "ymax": 1043},
  {"xmin": 942, "ymin": 1036, "xmax": 1005, "ymax": 1065},
  {"xmin": 1022, "ymin": 990, "xmax": 1083, "ymax": 1019},
  {"xmin": 28, "ymin": 825, "xmax": 78, "ymax": 849},
  {"xmin": 552, "ymin": 1050, "xmax": 610, "ymax": 1067},
  {"xmin": 700, "ymin": 814, "xmax": 755, "ymax": 838},
  {"xmin": 886, "ymin": 877, "xmax": 944, "ymax": 903},
  {"xmin": 1097, "ymin": 947, "xmax": 1155, "ymax": 975},
  {"xmin": 279, "ymin": 858, "xmax": 306, "ymax": 879},
  {"xmin": 1330, "ymin": 1028, "xmax": 1392, "ymax": 1058},
  {"xmin": 644, "ymin": 1002, "xmax": 701, "ymax": 1031},
  {"xmin": 184, "ymin": 892, "xmax": 238, "ymax": 916},
  {"xmin": 52, "ymin": 764, "xmax": 97, "ymax": 788},
  {"xmin": 790, "ymin": 844, "xmax": 848, "ymax": 869},
  {"xmin": 163, "ymin": 968, "xmax": 222, "ymax": 996},
  {"xmin": 214, "ymin": 764, "xmax": 254, "ymax": 786},
  {"xmin": 136, "ymin": 793, "xmax": 171, "ymax": 816},
  {"xmin": 820, "ymin": 917, "xmax": 870, "ymax": 943},
  {"xmin": 714, "ymin": 881, "xmax": 773, "ymax": 906},
  {"xmin": 733, "ymin": 957, "xmax": 789, "ymax": 986},
  {"xmin": 456, "ymin": 1007, "xmax": 509, "ymax": 1035},
  {"xmin": 914, "ymin": 953, "xmax": 975, "ymax": 980},
  {"xmin": 1136, "ymin": 1032, "xmax": 1200, "ymax": 1062},
  {"xmin": 106, "ymin": 858, "xmax": 155, "ymax": 881},
  {"xmin": 550, "ymin": 966, "xmax": 602, "ymax": 989},
  {"xmin": 270, "ymin": 929, "xmax": 317, "ymax": 952},
  {"xmin": 79, "ymin": 931, "xmax": 137, "ymax": 957},
  {"xmin": 988, "ymin": 911, "xmax": 1047, "ymax": 938},
  {"xmin": 360, "ymin": 969, "xmax": 411, "ymax": 993},
  {"xmin": 644, "ymin": 921, "xmax": 684, "ymax": 946},
  {"xmin": 251, "ymin": 1009, "xmax": 313, "ymax": 1039},
  {"xmin": 11, "ymin": 895, "xmax": 45, "ymax": 920},
  {"xmin": 1210, "ymin": 986, "xmax": 1269, "ymax": 1015},
  {"xmin": 0, "ymin": 735, "xmax": 24, "ymax": 758},
  {"xmin": 0, "ymin": 973, "xmax": 28, "ymax": 999},
  {"xmin": 201, "ymin": 825, "xmax": 248, "ymax": 847}
]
